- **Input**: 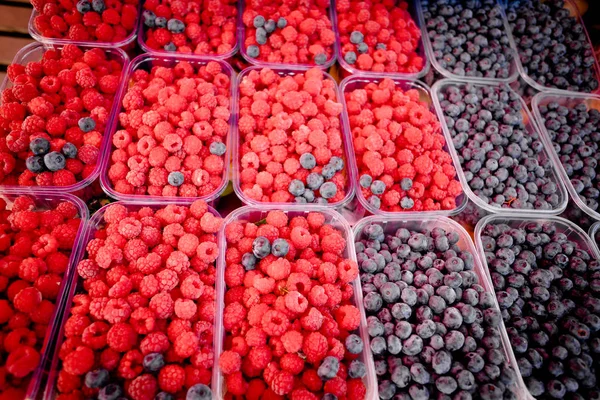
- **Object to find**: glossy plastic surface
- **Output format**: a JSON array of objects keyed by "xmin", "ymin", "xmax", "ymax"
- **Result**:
[
  {"xmin": 531, "ymin": 91, "xmax": 600, "ymax": 222},
  {"xmin": 232, "ymin": 66, "xmax": 356, "ymax": 208},
  {"xmin": 213, "ymin": 206, "xmax": 377, "ymax": 400},
  {"xmin": 43, "ymin": 201, "xmax": 221, "ymax": 400},
  {"xmin": 338, "ymin": 75, "xmax": 468, "ymax": 216},
  {"xmin": 416, "ymin": 0, "xmax": 519, "ymax": 84},
  {"xmin": 0, "ymin": 42, "xmax": 129, "ymax": 194},
  {"xmin": 590, "ymin": 221, "xmax": 600, "ymax": 256},
  {"xmin": 333, "ymin": 0, "xmax": 429, "ymax": 79},
  {"xmin": 237, "ymin": 0, "xmax": 337, "ymax": 69},
  {"xmin": 431, "ymin": 78, "xmax": 569, "ymax": 215},
  {"xmin": 99, "ymin": 53, "xmax": 236, "ymax": 204},
  {"xmin": 0, "ymin": 190, "xmax": 89, "ymax": 400},
  {"xmin": 500, "ymin": 0, "xmax": 600, "ymax": 95},
  {"xmin": 474, "ymin": 213, "xmax": 600, "ymax": 400}
]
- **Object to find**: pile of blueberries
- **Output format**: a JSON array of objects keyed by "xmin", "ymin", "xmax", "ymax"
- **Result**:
[
  {"xmin": 356, "ymin": 223, "xmax": 519, "ymax": 399},
  {"xmin": 480, "ymin": 220, "xmax": 600, "ymax": 399},
  {"xmin": 439, "ymin": 83, "xmax": 562, "ymax": 210},
  {"xmin": 538, "ymin": 101, "xmax": 600, "ymax": 213},
  {"xmin": 506, "ymin": 0, "xmax": 599, "ymax": 93},
  {"xmin": 76, "ymin": 0, "xmax": 106, "ymax": 14},
  {"xmin": 422, "ymin": 0, "xmax": 514, "ymax": 79},
  {"xmin": 142, "ymin": 10, "xmax": 185, "ymax": 52},
  {"xmin": 289, "ymin": 155, "xmax": 344, "ymax": 204}
]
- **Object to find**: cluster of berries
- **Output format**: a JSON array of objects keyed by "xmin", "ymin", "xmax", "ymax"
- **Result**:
[
  {"xmin": 336, "ymin": 0, "xmax": 425, "ymax": 74},
  {"xmin": 237, "ymin": 67, "xmax": 348, "ymax": 204},
  {"xmin": 31, "ymin": 0, "xmax": 138, "ymax": 43},
  {"xmin": 141, "ymin": 0, "xmax": 237, "ymax": 56},
  {"xmin": 480, "ymin": 220, "xmax": 600, "ymax": 399},
  {"xmin": 357, "ymin": 222, "xmax": 519, "ymax": 399},
  {"xmin": 242, "ymin": 0, "xmax": 336, "ymax": 65},
  {"xmin": 0, "ymin": 45, "xmax": 124, "ymax": 187},
  {"xmin": 55, "ymin": 201, "xmax": 222, "ymax": 400},
  {"xmin": 220, "ymin": 210, "xmax": 367, "ymax": 399},
  {"xmin": 343, "ymin": 78, "xmax": 462, "ymax": 212},
  {"xmin": 0, "ymin": 195, "xmax": 82, "ymax": 398},
  {"xmin": 107, "ymin": 60, "xmax": 230, "ymax": 198}
]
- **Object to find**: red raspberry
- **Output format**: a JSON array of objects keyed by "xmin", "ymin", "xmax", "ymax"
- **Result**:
[
  {"xmin": 219, "ymin": 350, "xmax": 242, "ymax": 375},
  {"xmin": 127, "ymin": 374, "xmax": 158, "ymax": 400},
  {"xmin": 62, "ymin": 346, "xmax": 95, "ymax": 375},
  {"xmin": 106, "ymin": 322, "xmax": 137, "ymax": 352},
  {"xmin": 158, "ymin": 364, "xmax": 185, "ymax": 393},
  {"xmin": 173, "ymin": 331, "xmax": 199, "ymax": 358}
]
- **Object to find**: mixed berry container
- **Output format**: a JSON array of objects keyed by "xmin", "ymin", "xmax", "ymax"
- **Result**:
[
  {"xmin": 232, "ymin": 66, "xmax": 356, "ymax": 209},
  {"xmin": 431, "ymin": 79, "xmax": 569, "ymax": 218},
  {"xmin": 42, "ymin": 201, "xmax": 222, "ymax": 399},
  {"xmin": 354, "ymin": 214, "xmax": 526, "ymax": 399},
  {"xmin": 0, "ymin": 190, "xmax": 89, "ymax": 400},
  {"xmin": 338, "ymin": 75, "xmax": 468, "ymax": 217},
  {"xmin": 531, "ymin": 91, "xmax": 600, "ymax": 224},
  {"xmin": 0, "ymin": 42, "xmax": 130, "ymax": 196},
  {"xmin": 99, "ymin": 53, "xmax": 236, "ymax": 204},
  {"xmin": 212, "ymin": 206, "xmax": 377, "ymax": 399}
]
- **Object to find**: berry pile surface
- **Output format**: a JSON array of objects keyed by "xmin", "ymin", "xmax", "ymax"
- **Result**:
[
  {"xmin": 31, "ymin": 0, "xmax": 139, "ymax": 43},
  {"xmin": 480, "ymin": 220, "xmax": 600, "ymax": 399},
  {"xmin": 357, "ymin": 222, "xmax": 519, "ymax": 399},
  {"xmin": 237, "ymin": 67, "xmax": 348, "ymax": 204},
  {"xmin": 0, "ymin": 45, "xmax": 124, "ymax": 188},
  {"xmin": 0, "ymin": 195, "xmax": 82, "ymax": 398},
  {"xmin": 220, "ymin": 210, "xmax": 368, "ymax": 399},
  {"xmin": 336, "ymin": 0, "xmax": 425, "ymax": 74},
  {"xmin": 344, "ymin": 78, "xmax": 462, "ymax": 212},
  {"xmin": 107, "ymin": 61, "xmax": 231, "ymax": 199},
  {"xmin": 242, "ymin": 0, "xmax": 336, "ymax": 65},
  {"xmin": 439, "ymin": 83, "xmax": 562, "ymax": 210},
  {"xmin": 141, "ymin": 0, "xmax": 237, "ymax": 56},
  {"xmin": 55, "ymin": 201, "xmax": 222, "ymax": 400}
]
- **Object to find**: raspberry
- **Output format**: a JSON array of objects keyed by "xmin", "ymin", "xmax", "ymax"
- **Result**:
[
  {"xmin": 220, "ymin": 350, "xmax": 242, "ymax": 375},
  {"xmin": 62, "ymin": 346, "xmax": 95, "ymax": 375},
  {"xmin": 13, "ymin": 287, "xmax": 42, "ymax": 313},
  {"xmin": 173, "ymin": 331, "xmax": 199, "ymax": 358},
  {"xmin": 106, "ymin": 322, "xmax": 137, "ymax": 352},
  {"xmin": 127, "ymin": 374, "xmax": 158, "ymax": 400},
  {"xmin": 271, "ymin": 371, "xmax": 294, "ymax": 395},
  {"xmin": 302, "ymin": 332, "xmax": 328, "ymax": 364},
  {"xmin": 158, "ymin": 364, "xmax": 185, "ymax": 393}
]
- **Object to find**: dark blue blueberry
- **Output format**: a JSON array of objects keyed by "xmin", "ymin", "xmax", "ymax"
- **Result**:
[
  {"xmin": 348, "ymin": 359, "xmax": 366, "ymax": 378},
  {"xmin": 288, "ymin": 179, "xmax": 305, "ymax": 196},
  {"xmin": 317, "ymin": 356, "xmax": 339, "ymax": 380},
  {"xmin": 62, "ymin": 142, "xmax": 78, "ymax": 159},
  {"xmin": 91, "ymin": 0, "xmax": 105, "ymax": 12},
  {"xmin": 43, "ymin": 151, "xmax": 65, "ymax": 171},
  {"xmin": 344, "ymin": 51, "xmax": 357, "ymax": 64},
  {"xmin": 98, "ymin": 384, "xmax": 123, "ymax": 400},
  {"xmin": 26, "ymin": 156, "xmax": 44, "ymax": 173},
  {"xmin": 209, "ymin": 142, "xmax": 226, "ymax": 156},
  {"xmin": 315, "ymin": 53, "xmax": 327, "ymax": 65},
  {"xmin": 271, "ymin": 238, "xmax": 289, "ymax": 257},
  {"xmin": 186, "ymin": 384, "xmax": 212, "ymax": 400},
  {"xmin": 155, "ymin": 17, "xmax": 167, "ymax": 28},
  {"xmin": 143, "ymin": 353, "xmax": 164, "ymax": 372},
  {"xmin": 30, "ymin": 137, "xmax": 50, "ymax": 155},
  {"xmin": 299, "ymin": 153, "xmax": 316, "ymax": 169},
  {"xmin": 252, "ymin": 236, "xmax": 271, "ymax": 259},
  {"xmin": 241, "ymin": 252, "xmax": 257, "ymax": 270},
  {"xmin": 78, "ymin": 117, "xmax": 96, "ymax": 133},
  {"xmin": 168, "ymin": 171, "xmax": 184, "ymax": 187},
  {"xmin": 247, "ymin": 45, "xmax": 260, "ymax": 58},
  {"xmin": 142, "ymin": 9, "xmax": 156, "ymax": 27},
  {"xmin": 76, "ymin": 0, "xmax": 91, "ymax": 13},
  {"xmin": 84, "ymin": 368, "xmax": 109, "ymax": 388},
  {"xmin": 164, "ymin": 42, "xmax": 177, "ymax": 52},
  {"xmin": 320, "ymin": 182, "xmax": 337, "ymax": 199},
  {"xmin": 253, "ymin": 15, "xmax": 265, "ymax": 28},
  {"xmin": 344, "ymin": 334, "xmax": 363, "ymax": 354}
]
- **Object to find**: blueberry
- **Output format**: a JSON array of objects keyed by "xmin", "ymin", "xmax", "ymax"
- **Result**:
[
  {"xmin": 370, "ymin": 336, "xmax": 387, "ymax": 355},
  {"xmin": 247, "ymin": 45, "xmax": 260, "ymax": 58},
  {"xmin": 241, "ymin": 253, "xmax": 257, "ymax": 270},
  {"xmin": 143, "ymin": 353, "xmax": 164, "ymax": 372},
  {"xmin": 345, "ymin": 51, "xmax": 357, "ymax": 64},
  {"xmin": 142, "ymin": 9, "xmax": 156, "ymax": 27},
  {"xmin": 357, "ymin": 42, "xmax": 368, "ymax": 54},
  {"xmin": 307, "ymin": 172, "xmax": 324, "ymax": 190},
  {"xmin": 315, "ymin": 53, "xmax": 328, "ymax": 65},
  {"xmin": 156, "ymin": 393, "xmax": 174, "ymax": 400},
  {"xmin": 252, "ymin": 236, "xmax": 270, "ymax": 259},
  {"xmin": 400, "ymin": 197, "xmax": 414, "ymax": 209},
  {"xmin": 379, "ymin": 380, "xmax": 396, "ymax": 399},
  {"xmin": 91, "ymin": 0, "xmax": 104, "ymax": 12},
  {"xmin": 43, "ymin": 151, "xmax": 65, "ymax": 171},
  {"xmin": 264, "ymin": 19, "xmax": 276, "ymax": 33},
  {"xmin": 359, "ymin": 174, "xmax": 372, "ymax": 188},
  {"xmin": 317, "ymin": 356, "xmax": 339, "ymax": 380},
  {"xmin": 85, "ymin": 368, "xmax": 109, "ymax": 388},
  {"xmin": 164, "ymin": 42, "xmax": 177, "ymax": 52},
  {"xmin": 167, "ymin": 18, "xmax": 184, "ymax": 33},
  {"xmin": 329, "ymin": 156, "xmax": 344, "ymax": 171},
  {"xmin": 322, "ymin": 394, "xmax": 337, "ymax": 400},
  {"xmin": 277, "ymin": 17, "xmax": 287, "ymax": 29},
  {"xmin": 350, "ymin": 31, "xmax": 364, "ymax": 44},
  {"xmin": 436, "ymin": 376, "xmax": 458, "ymax": 395},
  {"xmin": 186, "ymin": 384, "xmax": 212, "ymax": 400},
  {"xmin": 78, "ymin": 117, "xmax": 96, "ymax": 133},
  {"xmin": 98, "ymin": 384, "xmax": 123, "ymax": 400},
  {"xmin": 391, "ymin": 365, "xmax": 410, "ymax": 387},
  {"xmin": 154, "ymin": 17, "xmax": 167, "ymax": 28},
  {"xmin": 271, "ymin": 238, "xmax": 289, "ymax": 257},
  {"xmin": 168, "ymin": 171, "xmax": 184, "ymax": 187},
  {"xmin": 62, "ymin": 142, "xmax": 78, "ymax": 159},
  {"xmin": 320, "ymin": 182, "xmax": 337, "ymax": 199},
  {"xmin": 26, "ymin": 156, "xmax": 44, "ymax": 173},
  {"xmin": 76, "ymin": 0, "xmax": 91, "ymax": 13},
  {"xmin": 400, "ymin": 178, "xmax": 413, "ymax": 191},
  {"xmin": 364, "ymin": 291, "xmax": 383, "ymax": 312},
  {"xmin": 209, "ymin": 142, "xmax": 226, "ymax": 156},
  {"xmin": 288, "ymin": 179, "xmax": 305, "ymax": 196},
  {"xmin": 348, "ymin": 359, "xmax": 366, "ymax": 378},
  {"xmin": 30, "ymin": 137, "xmax": 50, "ymax": 155},
  {"xmin": 345, "ymin": 334, "xmax": 363, "ymax": 354},
  {"xmin": 253, "ymin": 15, "xmax": 265, "ymax": 28},
  {"xmin": 410, "ymin": 363, "xmax": 430, "ymax": 384}
]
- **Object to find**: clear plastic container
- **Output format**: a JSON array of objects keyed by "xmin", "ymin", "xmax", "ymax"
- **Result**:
[
  {"xmin": 332, "ymin": 0, "xmax": 429, "ymax": 80},
  {"xmin": 589, "ymin": 221, "xmax": 600, "ymax": 256},
  {"xmin": 500, "ymin": 0, "xmax": 600, "ymax": 95},
  {"xmin": 237, "ymin": 0, "xmax": 337, "ymax": 70},
  {"xmin": 0, "ymin": 190, "xmax": 89, "ymax": 400},
  {"xmin": 212, "ymin": 205, "xmax": 377, "ymax": 399},
  {"xmin": 0, "ymin": 42, "xmax": 129, "ymax": 195},
  {"xmin": 416, "ymin": 0, "xmax": 519, "ymax": 84},
  {"xmin": 474, "ymin": 213, "xmax": 600, "ymax": 400},
  {"xmin": 232, "ymin": 66, "xmax": 356, "ymax": 208},
  {"xmin": 338, "ymin": 75, "xmax": 468, "ymax": 216},
  {"xmin": 99, "ymin": 53, "xmax": 235, "ymax": 204},
  {"xmin": 431, "ymin": 78, "xmax": 569, "ymax": 216},
  {"xmin": 43, "ymin": 201, "xmax": 221, "ymax": 399},
  {"xmin": 354, "ymin": 214, "xmax": 527, "ymax": 400},
  {"xmin": 531, "ymin": 91, "xmax": 600, "ymax": 223},
  {"xmin": 137, "ymin": 0, "xmax": 240, "ymax": 61}
]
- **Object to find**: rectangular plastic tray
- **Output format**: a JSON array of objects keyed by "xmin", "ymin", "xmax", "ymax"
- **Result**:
[
  {"xmin": 237, "ymin": 0, "xmax": 337, "ymax": 70},
  {"xmin": 338, "ymin": 74, "xmax": 468, "ymax": 216},
  {"xmin": 431, "ymin": 78, "xmax": 569, "ymax": 216},
  {"xmin": 212, "ymin": 206, "xmax": 377, "ymax": 399},
  {"xmin": 500, "ymin": 0, "xmax": 600, "ymax": 95},
  {"xmin": 531, "ymin": 91, "xmax": 600, "ymax": 222},
  {"xmin": 590, "ymin": 221, "xmax": 600, "ymax": 256},
  {"xmin": 332, "ymin": 0, "xmax": 429, "ymax": 80},
  {"xmin": 232, "ymin": 66, "xmax": 356, "ymax": 209},
  {"xmin": 43, "ymin": 201, "xmax": 222, "ymax": 399},
  {"xmin": 354, "ymin": 214, "xmax": 527, "ymax": 399},
  {"xmin": 0, "ymin": 42, "xmax": 129, "ymax": 196},
  {"xmin": 0, "ymin": 190, "xmax": 89, "ymax": 400},
  {"xmin": 474, "ymin": 213, "xmax": 600, "ymax": 400},
  {"xmin": 99, "ymin": 53, "xmax": 236, "ymax": 204},
  {"xmin": 416, "ymin": 0, "xmax": 519, "ymax": 84}
]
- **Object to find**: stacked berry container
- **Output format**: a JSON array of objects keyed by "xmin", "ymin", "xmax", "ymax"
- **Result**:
[
  {"xmin": 332, "ymin": 0, "xmax": 429, "ymax": 80},
  {"xmin": 0, "ymin": 190, "xmax": 88, "ymax": 400},
  {"xmin": 353, "ymin": 215, "xmax": 526, "ymax": 399},
  {"xmin": 213, "ymin": 206, "xmax": 376, "ymax": 399},
  {"xmin": 99, "ymin": 54, "xmax": 235, "ymax": 203},
  {"xmin": 339, "ymin": 75, "xmax": 467, "ymax": 215},
  {"xmin": 0, "ymin": 42, "xmax": 129, "ymax": 196},
  {"xmin": 431, "ymin": 79, "xmax": 568, "ymax": 222},
  {"xmin": 44, "ymin": 201, "xmax": 223, "ymax": 400},
  {"xmin": 531, "ymin": 92, "xmax": 600, "ymax": 226},
  {"xmin": 500, "ymin": 0, "xmax": 600, "ymax": 96},
  {"xmin": 475, "ymin": 214, "xmax": 600, "ymax": 400}
]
